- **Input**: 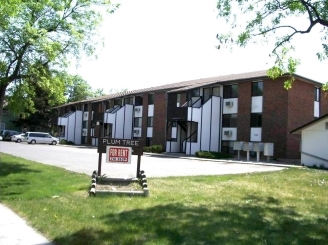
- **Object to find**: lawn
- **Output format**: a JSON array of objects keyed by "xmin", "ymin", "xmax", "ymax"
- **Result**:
[{"xmin": 0, "ymin": 152, "xmax": 327, "ymax": 245}]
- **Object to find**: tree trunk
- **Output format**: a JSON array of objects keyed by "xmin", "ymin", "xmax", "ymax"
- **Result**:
[{"xmin": 0, "ymin": 84, "xmax": 8, "ymax": 126}]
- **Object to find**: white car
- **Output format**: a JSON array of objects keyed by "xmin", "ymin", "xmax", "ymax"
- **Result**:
[
  {"xmin": 11, "ymin": 133, "xmax": 26, "ymax": 143},
  {"xmin": 0, "ymin": 136, "xmax": 2, "ymax": 141}
]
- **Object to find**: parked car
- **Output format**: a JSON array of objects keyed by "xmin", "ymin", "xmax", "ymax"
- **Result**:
[
  {"xmin": 0, "ymin": 135, "xmax": 2, "ymax": 141},
  {"xmin": 11, "ymin": 133, "xmax": 26, "ymax": 143},
  {"xmin": 24, "ymin": 132, "xmax": 59, "ymax": 145},
  {"xmin": 0, "ymin": 130, "xmax": 20, "ymax": 141}
]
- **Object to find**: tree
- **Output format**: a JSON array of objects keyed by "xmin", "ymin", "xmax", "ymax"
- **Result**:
[
  {"xmin": 0, "ymin": 0, "xmax": 119, "ymax": 123},
  {"xmin": 216, "ymin": 0, "xmax": 328, "ymax": 89},
  {"xmin": 65, "ymin": 75, "xmax": 105, "ymax": 102}
]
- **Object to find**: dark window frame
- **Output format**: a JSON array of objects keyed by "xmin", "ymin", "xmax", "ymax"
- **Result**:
[
  {"xmin": 147, "ymin": 117, "xmax": 154, "ymax": 127},
  {"xmin": 148, "ymin": 94, "xmax": 154, "ymax": 105},
  {"xmin": 250, "ymin": 113, "xmax": 262, "ymax": 127},
  {"xmin": 134, "ymin": 117, "xmax": 142, "ymax": 127},
  {"xmin": 222, "ymin": 114, "xmax": 237, "ymax": 127},
  {"xmin": 252, "ymin": 81, "xmax": 263, "ymax": 96},
  {"xmin": 223, "ymin": 85, "xmax": 238, "ymax": 99}
]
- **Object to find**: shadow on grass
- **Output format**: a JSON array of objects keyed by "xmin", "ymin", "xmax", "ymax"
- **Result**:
[
  {"xmin": 0, "ymin": 161, "xmax": 40, "ymax": 177},
  {"xmin": 53, "ymin": 196, "xmax": 328, "ymax": 245},
  {"xmin": 0, "ymin": 161, "xmax": 40, "ymax": 197}
]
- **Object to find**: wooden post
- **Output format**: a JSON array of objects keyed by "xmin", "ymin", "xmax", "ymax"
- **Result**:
[
  {"xmin": 98, "ymin": 153, "xmax": 102, "ymax": 176},
  {"xmin": 136, "ymin": 155, "xmax": 141, "ymax": 178}
]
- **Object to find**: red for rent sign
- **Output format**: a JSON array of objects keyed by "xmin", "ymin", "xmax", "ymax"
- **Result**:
[{"xmin": 106, "ymin": 146, "xmax": 132, "ymax": 164}]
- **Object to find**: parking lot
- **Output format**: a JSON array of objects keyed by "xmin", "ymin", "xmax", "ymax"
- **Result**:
[{"xmin": 0, "ymin": 141, "xmax": 288, "ymax": 178}]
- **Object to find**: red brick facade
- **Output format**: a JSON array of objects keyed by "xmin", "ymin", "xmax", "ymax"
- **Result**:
[
  {"xmin": 153, "ymin": 91, "xmax": 167, "ymax": 150},
  {"xmin": 237, "ymin": 82, "xmax": 252, "ymax": 141}
]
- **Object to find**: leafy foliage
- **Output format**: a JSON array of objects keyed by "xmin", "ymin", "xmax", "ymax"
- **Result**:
[
  {"xmin": 0, "ymin": 0, "xmax": 119, "ymax": 123},
  {"xmin": 143, "ymin": 145, "xmax": 163, "ymax": 153},
  {"xmin": 216, "ymin": 0, "xmax": 328, "ymax": 89},
  {"xmin": 195, "ymin": 151, "xmax": 233, "ymax": 159}
]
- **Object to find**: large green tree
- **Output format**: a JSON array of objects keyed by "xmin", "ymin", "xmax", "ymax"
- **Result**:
[
  {"xmin": 0, "ymin": 0, "xmax": 119, "ymax": 123},
  {"xmin": 216, "ymin": 0, "xmax": 328, "ymax": 89}
]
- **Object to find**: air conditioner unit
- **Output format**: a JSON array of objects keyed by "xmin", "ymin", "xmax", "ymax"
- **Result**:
[
  {"xmin": 225, "ymin": 101, "xmax": 233, "ymax": 106},
  {"xmin": 83, "ymin": 112, "xmax": 88, "ymax": 120},
  {"xmin": 224, "ymin": 130, "xmax": 232, "ymax": 136},
  {"xmin": 135, "ymin": 108, "xmax": 141, "ymax": 112},
  {"xmin": 134, "ymin": 129, "xmax": 140, "ymax": 134},
  {"xmin": 82, "ymin": 129, "xmax": 88, "ymax": 136}
]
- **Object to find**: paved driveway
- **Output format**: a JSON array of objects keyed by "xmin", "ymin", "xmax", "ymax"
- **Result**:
[{"xmin": 0, "ymin": 141, "xmax": 287, "ymax": 178}]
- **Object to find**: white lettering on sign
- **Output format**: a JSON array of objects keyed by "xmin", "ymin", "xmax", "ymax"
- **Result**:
[
  {"xmin": 102, "ymin": 138, "xmax": 139, "ymax": 146},
  {"xmin": 106, "ymin": 146, "xmax": 132, "ymax": 164}
]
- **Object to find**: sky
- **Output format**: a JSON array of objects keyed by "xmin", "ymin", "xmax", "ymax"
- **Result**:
[{"xmin": 70, "ymin": 0, "xmax": 328, "ymax": 93}]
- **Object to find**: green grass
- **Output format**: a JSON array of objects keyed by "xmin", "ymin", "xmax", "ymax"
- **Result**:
[{"xmin": 0, "ymin": 152, "xmax": 327, "ymax": 245}]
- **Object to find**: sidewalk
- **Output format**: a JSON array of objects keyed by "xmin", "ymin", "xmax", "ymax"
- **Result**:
[{"xmin": 0, "ymin": 204, "xmax": 53, "ymax": 245}]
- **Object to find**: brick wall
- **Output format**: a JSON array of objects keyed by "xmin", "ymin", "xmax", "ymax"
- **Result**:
[
  {"xmin": 287, "ymin": 79, "xmax": 315, "ymax": 159},
  {"xmin": 153, "ymin": 91, "xmax": 167, "ymax": 150},
  {"xmin": 141, "ymin": 93, "xmax": 149, "ymax": 147},
  {"xmin": 237, "ymin": 82, "xmax": 251, "ymax": 141},
  {"xmin": 262, "ymin": 78, "xmax": 289, "ymax": 158}
]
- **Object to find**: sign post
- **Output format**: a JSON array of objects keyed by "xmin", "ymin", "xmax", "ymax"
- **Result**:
[{"xmin": 97, "ymin": 138, "xmax": 143, "ymax": 177}]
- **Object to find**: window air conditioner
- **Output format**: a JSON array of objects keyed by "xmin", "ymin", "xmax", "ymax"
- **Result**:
[
  {"xmin": 82, "ymin": 129, "xmax": 88, "ymax": 136},
  {"xmin": 135, "ymin": 108, "xmax": 141, "ymax": 112},
  {"xmin": 134, "ymin": 129, "xmax": 140, "ymax": 134},
  {"xmin": 225, "ymin": 101, "xmax": 233, "ymax": 106},
  {"xmin": 224, "ymin": 130, "xmax": 232, "ymax": 136}
]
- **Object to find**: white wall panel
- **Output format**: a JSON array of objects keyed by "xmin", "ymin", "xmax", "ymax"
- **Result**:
[
  {"xmin": 314, "ymin": 101, "xmax": 319, "ymax": 118},
  {"xmin": 58, "ymin": 117, "xmax": 68, "ymax": 126},
  {"xmin": 301, "ymin": 120, "xmax": 328, "ymax": 165},
  {"xmin": 171, "ymin": 127, "xmax": 177, "ymax": 138},
  {"xmin": 124, "ymin": 105, "xmax": 133, "ymax": 139},
  {"xmin": 134, "ymin": 106, "xmax": 143, "ymax": 117},
  {"xmin": 223, "ymin": 98, "xmax": 238, "ymax": 114},
  {"xmin": 200, "ymin": 98, "xmax": 211, "ymax": 151},
  {"xmin": 74, "ymin": 111, "xmax": 82, "ymax": 144},
  {"xmin": 210, "ymin": 96, "xmax": 221, "ymax": 152},
  {"xmin": 250, "ymin": 128, "xmax": 262, "ymax": 141},
  {"xmin": 251, "ymin": 96, "xmax": 263, "ymax": 113},
  {"xmin": 148, "ymin": 104, "xmax": 154, "ymax": 117},
  {"xmin": 147, "ymin": 127, "xmax": 153, "ymax": 137},
  {"xmin": 222, "ymin": 127, "xmax": 237, "ymax": 141}
]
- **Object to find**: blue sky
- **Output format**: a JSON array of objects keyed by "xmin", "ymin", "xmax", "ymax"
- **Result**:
[{"xmin": 70, "ymin": 0, "xmax": 328, "ymax": 93}]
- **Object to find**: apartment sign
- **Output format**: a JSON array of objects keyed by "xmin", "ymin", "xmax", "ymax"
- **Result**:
[
  {"xmin": 106, "ymin": 146, "xmax": 132, "ymax": 164},
  {"xmin": 98, "ymin": 138, "xmax": 143, "ymax": 155}
]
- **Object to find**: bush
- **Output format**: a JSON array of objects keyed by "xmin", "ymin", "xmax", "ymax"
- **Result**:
[
  {"xmin": 59, "ymin": 139, "xmax": 75, "ymax": 145},
  {"xmin": 143, "ymin": 145, "xmax": 163, "ymax": 153},
  {"xmin": 195, "ymin": 151, "xmax": 233, "ymax": 159}
]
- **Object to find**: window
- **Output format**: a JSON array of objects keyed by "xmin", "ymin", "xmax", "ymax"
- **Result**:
[
  {"xmin": 172, "ymin": 121, "xmax": 177, "ymax": 127},
  {"xmin": 222, "ymin": 114, "xmax": 237, "ymax": 127},
  {"xmin": 251, "ymin": 113, "xmax": 262, "ymax": 127},
  {"xmin": 252, "ymin": 81, "xmax": 263, "ymax": 96},
  {"xmin": 82, "ymin": 121, "xmax": 88, "ymax": 128},
  {"xmin": 221, "ymin": 141, "xmax": 234, "ymax": 154},
  {"xmin": 135, "ymin": 96, "xmax": 143, "ymax": 106},
  {"xmin": 124, "ymin": 97, "xmax": 133, "ymax": 105},
  {"xmin": 147, "ymin": 117, "xmax": 153, "ymax": 127},
  {"xmin": 177, "ymin": 94, "xmax": 181, "ymax": 106},
  {"xmin": 203, "ymin": 88, "xmax": 212, "ymax": 102},
  {"xmin": 114, "ymin": 98, "xmax": 122, "ymax": 106},
  {"xmin": 223, "ymin": 85, "xmax": 238, "ymax": 98},
  {"xmin": 213, "ymin": 87, "xmax": 220, "ymax": 97},
  {"xmin": 106, "ymin": 100, "xmax": 111, "ymax": 109},
  {"xmin": 187, "ymin": 88, "xmax": 200, "ymax": 100},
  {"xmin": 314, "ymin": 87, "xmax": 320, "ymax": 102},
  {"xmin": 134, "ymin": 117, "xmax": 142, "ymax": 127},
  {"xmin": 146, "ymin": 137, "xmax": 152, "ymax": 147},
  {"xmin": 148, "ymin": 94, "xmax": 154, "ymax": 105},
  {"xmin": 84, "ymin": 104, "xmax": 88, "ymax": 111}
]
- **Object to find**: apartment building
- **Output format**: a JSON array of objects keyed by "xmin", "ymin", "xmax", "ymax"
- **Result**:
[{"xmin": 53, "ymin": 70, "xmax": 327, "ymax": 159}]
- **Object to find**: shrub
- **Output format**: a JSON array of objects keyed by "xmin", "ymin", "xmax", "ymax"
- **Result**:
[
  {"xmin": 195, "ymin": 151, "xmax": 233, "ymax": 159},
  {"xmin": 143, "ymin": 145, "xmax": 163, "ymax": 153},
  {"xmin": 59, "ymin": 139, "xmax": 75, "ymax": 145}
]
